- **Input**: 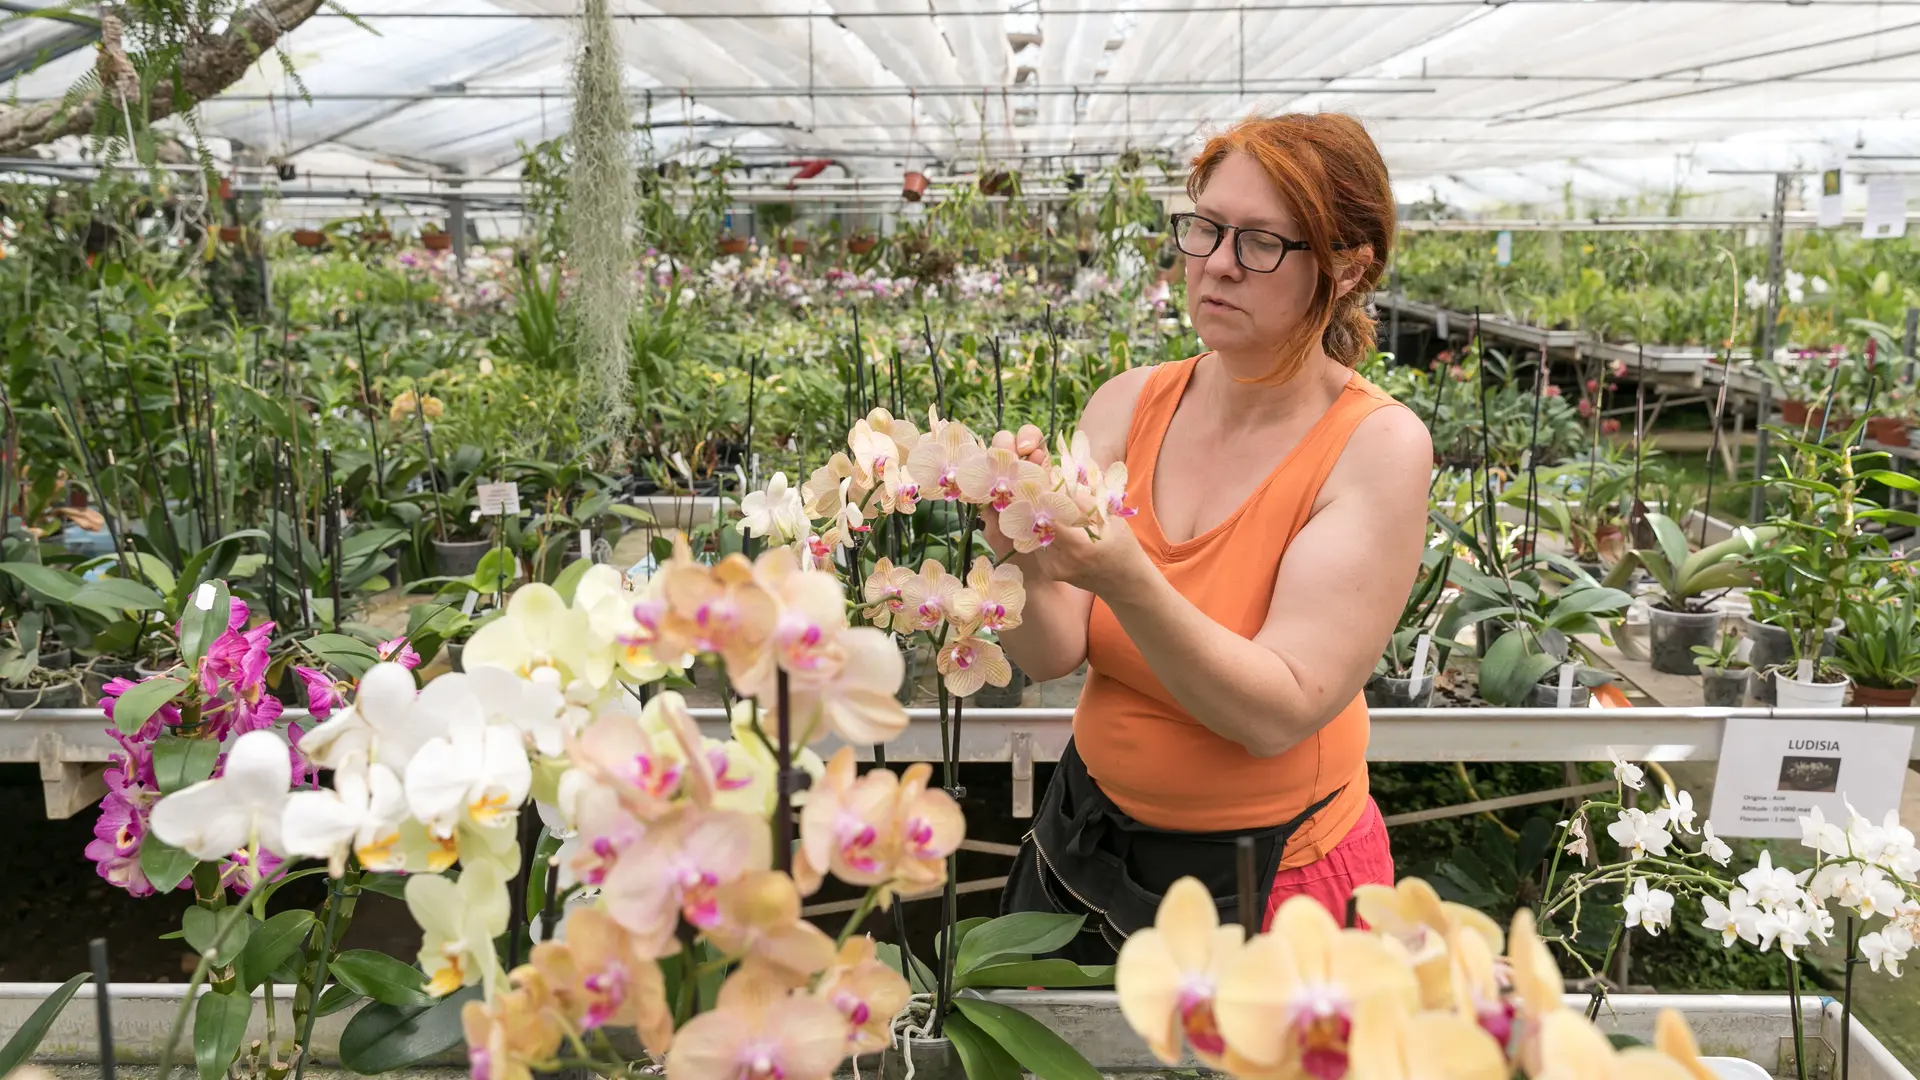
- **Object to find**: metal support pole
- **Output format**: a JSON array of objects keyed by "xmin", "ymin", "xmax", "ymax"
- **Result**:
[
  {"xmin": 447, "ymin": 174, "xmax": 470, "ymax": 261},
  {"xmin": 1748, "ymin": 172, "xmax": 1789, "ymax": 523}
]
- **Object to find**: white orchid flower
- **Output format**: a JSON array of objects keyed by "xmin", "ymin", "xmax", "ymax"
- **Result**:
[
  {"xmin": 149, "ymin": 729, "xmax": 291, "ymax": 862},
  {"xmin": 1662, "ymin": 784, "xmax": 1698, "ymax": 835},
  {"xmin": 298, "ymin": 662, "xmax": 451, "ymax": 775},
  {"xmin": 462, "ymin": 662, "xmax": 583, "ymax": 759},
  {"xmin": 1701, "ymin": 821, "xmax": 1733, "ymax": 866},
  {"xmin": 1860, "ymin": 926, "xmax": 1911, "ymax": 976},
  {"xmin": 738, "ymin": 472, "xmax": 808, "ymax": 544},
  {"xmin": 1609, "ymin": 753, "xmax": 1645, "ymax": 791},
  {"xmin": 281, "ymin": 762, "xmax": 409, "ymax": 876},
  {"xmin": 464, "ymin": 582, "xmax": 610, "ymax": 689},
  {"xmin": 407, "ymin": 859, "xmax": 511, "ymax": 996},
  {"xmin": 404, "ymin": 710, "xmax": 533, "ymax": 839},
  {"xmin": 1702, "ymin": 890, "xmax": 1760, "ymax": 948},
  {"xmin": 1606, "ymin": 807, "xmax": 1673, "ymax": 860},
  {"xmin": 1623, "ymin": 878, "xmax": 1674, "ymax": 936}
]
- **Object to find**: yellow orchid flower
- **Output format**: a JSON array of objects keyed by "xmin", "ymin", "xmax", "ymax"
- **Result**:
[
  {"xmin": 459, "ymin": 965, "xmax": 565, "ymax": 1080},
  {"xmin": 1353, "ymin": 878, "xmax": 1501, "ymax": 1010},
  {"xmin": 1345, "ymin": 997, "xmax": 1507, "ymax": 1080},
  {"xmin": 1214, "ymin": 896, "xmax": 1420, "ymax": 1079},
  {"xmin": 531, "ymin": 907, "xmax": 674, "ymax": 1056},
  {"xmin": 1115, "ymin": 876, "xmax": 1246, "ymax": 1068}
]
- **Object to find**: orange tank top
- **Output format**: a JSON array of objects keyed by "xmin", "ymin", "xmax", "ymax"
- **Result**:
[{"xmin": 1076, "ymin": 353, "xmax": 1403, "ymax": 868}]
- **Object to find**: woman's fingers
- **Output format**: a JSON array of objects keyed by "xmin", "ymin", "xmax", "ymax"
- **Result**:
[
  {"xmin": 991, "ymin": 430, "xmax": 1015, "ymax": 452},
  {"xmin": 1016, "ymin": 424, "xmax": 1049, "ymax": 465}
]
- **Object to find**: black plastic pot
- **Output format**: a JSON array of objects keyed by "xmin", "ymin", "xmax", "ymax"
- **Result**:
[
  {"xmin": 82, "ymin": 659, "xmax": 141, "ymax": 704},
  {"xmin": 1648, "ymin": 605, "xmax": 1722, "ymax": 675},
  {"xmin": 1365, "ymin": 672, "xmax": 1435, "ymax": 709},
  {"xmin": 39, "ymin": 647, "xmax": 71, "ymax": 671},
  {"xmin": 3, "ymin": 679, "xmax": 82, "ymax": 708},
  {"xmin": 449, "ymin": 642, "xmax": 466, "ymax": 673},
  {"xmin": 434, "ymin": 538, "xmax": 494, "ymax": 578},
  {"xmin": 1699, "ymin": 666, "xmax": 1749, "ymax": 707}
]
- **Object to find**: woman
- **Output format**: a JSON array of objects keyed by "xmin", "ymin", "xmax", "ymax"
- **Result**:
[{"xmin": 993, "ymin": 114, "xmax": 1431, "ymax": 959}]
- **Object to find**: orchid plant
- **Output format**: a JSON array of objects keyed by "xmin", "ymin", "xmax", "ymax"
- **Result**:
[{"xmin": 90, "ymin": 533, "xmax": 979, "ymax": 1080}]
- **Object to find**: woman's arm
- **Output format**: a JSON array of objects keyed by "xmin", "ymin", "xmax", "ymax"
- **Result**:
[
  {"xmin": 1037, "ymin": 405, "xmax": 1432, "ymax": 756},
  {"xmin": 983, "ymin": 368, "xmax": 1152, "ymax": 683}
]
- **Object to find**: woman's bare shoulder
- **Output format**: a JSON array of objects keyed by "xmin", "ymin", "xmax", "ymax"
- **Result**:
[
  {"xmin": 1328, "ymin": 401, "xmax": 1433, "ymax": 499},
  {"xmin": 1081, "ymin": 364, "xmax": 1159, "ymax": 464}
]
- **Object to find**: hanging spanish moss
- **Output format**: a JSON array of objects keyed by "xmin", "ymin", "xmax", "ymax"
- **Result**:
[{"xmin": 568, "ymin": 0, "xmax": 637, "ymax": 459}]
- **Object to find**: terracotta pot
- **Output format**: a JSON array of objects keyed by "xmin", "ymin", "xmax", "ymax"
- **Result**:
[
  {"xmin": 778, "ymin": 237, "xmax": 810, "ymax": 256},
  {"xmin": 422, "ymin": 232, "xmax": 453, "ymax": 251},
  {"xmin": 978, "ymin": 170, "xmax": 1016, "ymax": 195},
  {"xmin": 848, "ymin": 235, "xmax": 878, "ymax": 255},
  {"xmin": 1593, "ymin": 523, "xmax": 1625, "ymax": 562},
  {"xmin": 901, "ymin": 171, "xmax": 930, "ymax": 202},
  {"xmin": 1780, "ymin": 400, "xmax": 1811, "ymax": 425},
  {"xmin": 363, "ymin": 229, "xmax": 392, "ymax": 244},
  {"xmin": 1867, "ymin": 415, "xmax": 1909, "ymax": 446},
  {"xmin": 217, "ymin": 177, "xmax": 233, "ymax": 200},
  {"xmin": 718, "ymin": 237, "xmax": 750, "ymax": 255},
  {"xmin": 218, "ymin": 225, "xmax": 242, "ymax": 244},
  {"xmin": 292, "ymin": 229, "xmax": 326, "ymax": 248},
  {"xmin": 1851, "ymin": 684, "xmax": 1916, "ymax": 708}
]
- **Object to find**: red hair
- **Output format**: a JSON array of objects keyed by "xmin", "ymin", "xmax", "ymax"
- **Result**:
[{"xmin": 1187, "ymin": 113, "xmax": 1395, "ymax": 383}]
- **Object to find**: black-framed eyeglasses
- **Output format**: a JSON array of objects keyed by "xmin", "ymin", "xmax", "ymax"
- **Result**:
[{"xmin": 1169, "ymin": 211, "xmax": 1311, "ymax": 273}]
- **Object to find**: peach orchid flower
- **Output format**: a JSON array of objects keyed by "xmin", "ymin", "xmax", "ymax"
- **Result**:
[
  {"xmin": 898, "ymin": 559, "xmax": 969, "ymax": 633},
  {"xmin": 460, "ymin": 967, "xmax": 564, "ymax": 1080},
  {"xmin": 1115, "ymin": 876, "xmax": 1246, "ymax": 1068},
  {"xmin": 783, "ymin": 627, "xmax": 910, "ymax": 747},
  {"xmin": 1345, "ymin": 996, "xmax": 1509, "ymax": 1080},
  {"xmin": 890, "ymin": 762, "xmax": 965, "ymax": 897},
  {"xmin": 793, "ymin": 747, "xmax": 900, "ymax": 897},
  {"xmin": 948, "ymin": 555, "xmax": 1025, "ymax": 634},
  {"xmin": 703, "ymin": 869, "xmax": 838, "ymax": 986},
  {"xmin": 661, "ymin": 553, "xmax": 777, "ymax": 677},
  {"xmin": 998, "ymin": 481, "xmax": 1082, "ymax": 553},
  {"xmin": 531, "ymin": 907, "xmax": 673, "ymax": 1053},
  {"xmin": 816, "ymin": 937, "xmax": 913, "ymax": 1057},
  {"xmin": 957, "ymin": 446, "xmax": 1048, "ymax": 511},
  {"xmin": 861, "ymin": 556, "xmax": 915, "ymax": 630},
  {"xmin": 666, "ymin": 968, "xmax": 847, "ymax": 1080},
  {"xmin": 1353, "ymin": 877, "xmax": 1503, "ymax": 1010},
  {"xmin": 600, "ymin": 806, "xmax": 772, "ymax": 958},
  {"xmin": 906, "ymin": 413, "xmax": 981, "ymax": 501},
  {"xmin": 937, "ymin": 631, "xmax": 1013, "ymax": 698}
]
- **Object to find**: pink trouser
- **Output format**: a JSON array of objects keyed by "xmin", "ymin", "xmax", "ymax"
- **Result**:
[{"xmin": 1262, "ymin": 797, "xmax": 1395, "ymax": 929}]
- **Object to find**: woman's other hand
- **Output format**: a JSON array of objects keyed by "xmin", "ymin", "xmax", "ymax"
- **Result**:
[{"xmin": 1037, "ymin": 516, "xmax": 1152, "ymax": 598}]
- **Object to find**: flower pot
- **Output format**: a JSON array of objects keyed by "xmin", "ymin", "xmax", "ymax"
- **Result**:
[
  {"xmin": 1867, "ymin": 415, "xmax": 1910, "ymax": 446},
  {"xmin": 901, "ymin": 171, "xmax": 930, "ymax": 202},
  {"xmin": 448, "ymin": 642, "xmax": 466, "ymax": 673},
  {"xmin": 1365, "ymin": 672, "xmax": 1435, "ymax": 709},
  {"xmin": 363, "ymin": 229, "xmax": 392, "ymax": 244},
  {"xmin": 848, "ymin": 235, "xmax": 878, "ymax": 255},
  {"xmin": 83, "ymin": 659, "xmax": 141, "ymax": 704},
  {"xmin": 422, "ymin": 232, "xmax": 453, "ymax": 251},
  {"xmin": 973, "ymin": 662, "xmax": 1027, "ymax": 708},
  {"xmin": 292, "ymin": 228, "xmax": 326, "ymax": 248},
  {"xmin": 217, "ymin": 177, "xmax": 233, "ymax": 200},
  {"xmin": 434, "ymin": 538, "xmax": 494, "ymax": 578},
  {"xmin": 3, "ymin": 679, "xmax": 82, "ymax": 709},
  {"xmin": 38, "ymin": 647, "xmax": 72, "ymax": 671},
  {"xmin": 1780, "ymin": 399, "xmax": 1811, "ymax": 425},
  {"xmin": 881, "ymin": 1036, "xmax": 965, "ymax": 1080},
  {"xmin": 978, "ymin": 170, "xmax": 1015, "ymax": 196},
  {"xmin": 218, "ymin": 226, "xmax": 242, "ymax": 244},
  {"xmin": 135, "ymin": 657, "xmax": 180, "ymax": 679},
  {"xmin": 718, "ymin": 236, "xmax": 749, "ymax": 255},
  {"xmin": 1530, "ymin": 677, "xmax": 1592, "ymax": 709},
  {"xmin": 1699, "ymin": 666, "xmax": 1750, "ymax": 707},
  {"xmin": 895, "ymin": 642, "xmax": 922, "ymax": 705},
  {"xmin": 777, "ymin": 237, "xmax": 810, "ymax": 256},
  {"xmin": 1744, "ymin": 616, "xmax": 1841, "ymax": 704},
  {"xmin": 1850, "ymin": 684, "xmax": 1916, "ymax": 708},
  {"xmin": 1648, "ymin": 605, "xmax": 1722, "ymax": 675},
  {"xmin": 1772, "ymin": 669, "xmax": 1850, "ymax": 710}
]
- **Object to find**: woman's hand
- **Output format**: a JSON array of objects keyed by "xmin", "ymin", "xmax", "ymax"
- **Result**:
[
  {"xmin": 981, "ymin": 424, "xmax": 1051, "ymax": 559},
  {"xmin": 1036, "ymin": 516, "xmax": 1154, "ymax": 599}
]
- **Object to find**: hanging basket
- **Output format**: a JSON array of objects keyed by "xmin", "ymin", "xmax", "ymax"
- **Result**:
[
  {"xmin": 901, "ymin": 171, "xmax": 930, "ymax": 202},
  {"xmin": 978, "ymin": 169, "xmax": 1016, "ymax": 196},
  {"xmin": 718, "ymin": 236, "xmax": 750, "ymax": 255},
  {"xmin": 422, "ymin": 232, "xmax": 453, "ymax": 251},
  {"xmin": 217, "ymin": 225, "xmax": 242, "ymax": 244},
  {"xmin": 848, "ymin": 234, "xmax": 878, "ymax": 255},
  {"xmin": 292, "ymin": 229, "xmax": 326, "ymax": 249},
  {"xmin": 778, "ymin": 237, "xmax": 810, "ymax": 256}
]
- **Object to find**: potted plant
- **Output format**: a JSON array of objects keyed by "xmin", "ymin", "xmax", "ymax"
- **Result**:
[
  {"xmin": 0, "ymin": 641, "xmax": 80, "ymax": 707},
  {"xmin": 718, "ymin": 234, "xmax": 750, "ymax": 255},
  {"xmin": 1366, "ymin": 547, "xmax": 1451, "ymax": 708},
  {"xmin": 1689, "ymin": 630, "xmax": 1750, "ymax": 707},
  {"xmin": 1833, "ymin": 581, "xmax": 1920, "ymax": 707},
  {"xmin": 1529, "ymin": 661, "xmax": 1616, "ymax": 708},
  {"xmin": 420, "ymin": 222, "xmax": 454, "ymax": 251},
  {"xmin": 848, "ymin": 232, "xmax": 880, "ymax": 256},
  {"xmin": 291, "ymin": 227, "xmax": 327, "ymax": 249},
  {"xmin": 1600, "ymin": 511, "xmax": 1775, "ymax": 675},
  {"xmin": 902, "ymin": 170, "xmax": 930, "ymax": 201}
]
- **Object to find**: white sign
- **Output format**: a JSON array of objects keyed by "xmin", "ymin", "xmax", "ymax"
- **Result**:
[
  {"xmin": 1862, "ymin": 175, "xmax": 1908, "ymax": 240},
  {"xmin": 1495, "ymin": 230, "xmax": 1513, "ymax": 267},
  {"xmin": 1708, "ymin": 718, "xmax": 1914, "ymax": 838},
  {"xmin": 1817, "ymin": 155, "xmax": 1846, "ymax": 228},
  {"xmin": 476, "ymin": 482, "xmax": 521, "ymax": 516}
]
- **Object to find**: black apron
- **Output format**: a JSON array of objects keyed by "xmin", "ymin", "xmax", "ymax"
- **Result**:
[{"xmin": 1001, "ymin": 739, "xmax": 1343, "ymax": 964}]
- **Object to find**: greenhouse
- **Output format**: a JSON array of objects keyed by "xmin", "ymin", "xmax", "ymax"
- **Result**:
[{"xmin": 2, "ymin": 1, "xmax": 1920, "ymax": 1079}]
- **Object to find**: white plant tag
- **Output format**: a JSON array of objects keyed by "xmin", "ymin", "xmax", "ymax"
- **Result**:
[
  {"xmin": 1410, "ymin": 634, "xmax": 1431, "ymax": 691},
  {"xmin": 461, "ymin": 589, "xmax": 479, "ymax": 616},
  {"xmin": 580, "ymin": 528, "xmax": 593, "ymax": 560},
  {"xmin": 477, "ymin": 482, "xmax": 521, "ymax": 516},
  {"xmin": 193, "ymin": 582, "xmax": 217, "ymax": 611},
  {"xmin": 1436, "ymin": 311, "xmax": 1450, "ymax": 339},
  {"xmin": 301, "ymin": 588, "xmax": 315, "ymax": 623},
  {"xmin": 1797, "ymin": 658, "xmax": 1815, "ymax": 683},
  {"xmin": 1557, "ymin": 664, "xmax": 1577, "ymax": 709}
]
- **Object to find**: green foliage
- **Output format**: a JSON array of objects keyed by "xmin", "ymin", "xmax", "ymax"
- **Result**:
[
  {"xmin": 0, "ymin": 972, "xmax": 90, "ymax": 1076},
  {"xmin": 337, "ymin": 986, "xmax": 482, "ymax": 1074}
]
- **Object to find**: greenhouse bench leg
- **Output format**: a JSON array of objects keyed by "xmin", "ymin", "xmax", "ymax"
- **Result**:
[{"xmin": 39, "ymin": 756, "xmax": 107, "ymax": 819}]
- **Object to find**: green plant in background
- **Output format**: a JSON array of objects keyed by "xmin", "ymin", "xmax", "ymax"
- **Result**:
[
  {"xmin": 1600, "ymin": 511, "xmax": 1775, "ymax": 613},
  {"xmin": 1375, "ymin": 545, "xmax": 1454, "ymax": 679},
  {"xmin": 567, "ymin": 0, "xmax": 639, "ymax": 459},
  {"xmin": 1834, "ymin": 578, "xmax": 1920, "ymax": 692},
  {"xmin": 1690, "ymin": 629, "xmax": 1747, "ymax": 673}
]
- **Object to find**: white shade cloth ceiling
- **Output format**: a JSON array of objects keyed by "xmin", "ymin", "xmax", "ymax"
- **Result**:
[{"xmin": 6, "ymin": 0, "xmax": 1920, "ymax": 210}]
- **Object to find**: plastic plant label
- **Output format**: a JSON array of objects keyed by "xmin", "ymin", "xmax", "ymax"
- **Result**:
[
  {"xmin": 1435, "ymin": 311, "xmax": 1449, "ymax": 339},
  {"xmin": 1862, "ymin": 175, "xmax": 1908, "ymax": 240},
  {"xmin": 1708, "ymin": 718, "xmax": 1914, "ymax": 838},
  {"xmin": 1495, "ymin": 230, "xmax": 1513, "ymax": 266},
  {"xmin": 1797, "ymin": 658, "xmax": 1814, "ymax": 683},
  {"xmin": 461, "ymin": 590, "xmax": 479, "ymax": 616},
  {"xmin": 1410, "ymin": 634, "xmax": 1431, "ymax": 690},
  {"xmin": 477, "ymin": 482, "xmax": 521, "ymax": 516},
  {"xmin": 579, "ymin": 529, "xmax": 593, "ymax": 560},
  {"xmin": 1556, "ymin": 663, "xmax": 1577, "ymax": 709},
  {"xmin": 193, "ymin": 582, "xmax": 217, "ymax": 611},
  {"xmin": 1817, "ymin": 155, "xmax": 1845, "ymax": 228}
]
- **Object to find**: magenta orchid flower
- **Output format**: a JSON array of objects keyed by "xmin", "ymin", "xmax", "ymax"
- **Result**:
[
  {"xmin": 295, "ymin": 665, "xmax": 342, "ymax": 719},
  {"xmin": 377, "ymin": 637, "xmax": 422, "ymax": 670}
]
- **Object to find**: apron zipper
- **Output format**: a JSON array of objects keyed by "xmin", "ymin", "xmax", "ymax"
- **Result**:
[{"xmin": 1032, "ymin": 833, "xmax": 1109, "ymax": 916}]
